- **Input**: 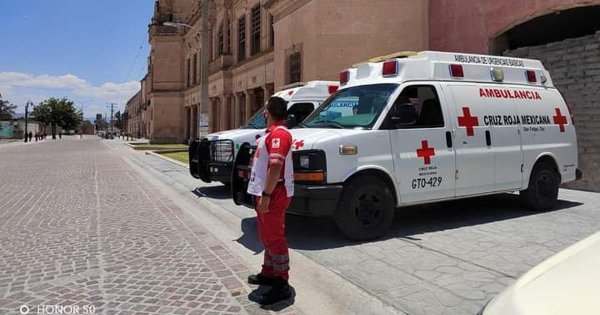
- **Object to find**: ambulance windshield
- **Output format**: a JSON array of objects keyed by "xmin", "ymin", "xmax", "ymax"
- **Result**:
[
  {"xmin": 243, "ymin": 106, "xmax": 267, "ymax": 129},
  {"xmin": 303, "ymin": 84, "xmax": 398, "ymax": 129}
]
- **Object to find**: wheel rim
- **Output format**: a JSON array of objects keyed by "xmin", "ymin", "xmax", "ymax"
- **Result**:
[{"xmin": 353, "ymin": 189, "xmax": 384, "ymax": 228}]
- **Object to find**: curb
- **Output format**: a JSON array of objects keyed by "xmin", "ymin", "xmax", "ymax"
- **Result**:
[{"xmin": 146, "ymin": 150, "xmax": 189, "ymax": 169}]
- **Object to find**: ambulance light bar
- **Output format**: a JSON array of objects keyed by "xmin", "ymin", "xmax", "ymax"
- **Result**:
[
  {"xmin": 526, "ymin": 70, "xmax": 537, "ymax": 83},
  {"xmin": 382, "ymin": 60, "xmax": 398, "ymax": 77},
  {"xmin": 328, "ymin": 85, "xmax": 339, "ymax": 94},
  {"xmin": 340, "ymin": 70, "xmax": 350, "ymax": 85},
  {"xmin": 449, "ymin": 64, "xmax": 464, "ymax": 78}
]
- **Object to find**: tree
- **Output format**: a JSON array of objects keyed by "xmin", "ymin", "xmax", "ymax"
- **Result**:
[
  {"xmin": 32, "ymin": 97, "xmax": 82, "ymax": 139},
  {"xmin": 115, "ymin": 110, "xmax": 122, "ymax": 130},
  {"xmin": 0, "ymin": 93, "xmax": 17, "ymax": 121}
]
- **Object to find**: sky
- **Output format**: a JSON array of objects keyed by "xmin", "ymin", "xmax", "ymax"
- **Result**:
[{"xmin": 0, "ymin": 0, "xmax": 155, "ymax": 119}]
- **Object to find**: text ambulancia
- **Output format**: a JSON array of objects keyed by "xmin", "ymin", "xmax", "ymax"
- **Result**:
[{"xmin": 232, "ymin": 51, "xmax": 581, "ymax": 240}]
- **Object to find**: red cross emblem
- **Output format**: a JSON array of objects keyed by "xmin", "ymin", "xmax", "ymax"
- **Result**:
[
  {"xmin": 416, "ymin": 140, "xmax": 436, "ymax": 165},
  {"xmin": 293, "ymin": 139, "xmax": 305, "ymax": 150},
  {"xmin": 457, "ymin": 107, "xmax": 479, "ymax": 137},
  {"xmin": 553, "ymin": 108, "xmax": 567, "ymax": 132}
]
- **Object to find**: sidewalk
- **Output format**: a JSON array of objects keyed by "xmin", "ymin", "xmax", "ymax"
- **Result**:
[
  {"xmin": 120, "ymin": 140, "xmax": 403, "ymax": 315},
  {"xmin": 0, "ymin": 138, "xmax": 298, "ymax": 315}
]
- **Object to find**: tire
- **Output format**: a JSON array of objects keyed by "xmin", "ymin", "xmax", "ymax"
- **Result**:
[
  {"xmin": 520, "ymin": 162, "xmax": 560, "ymax": 211},
  {"xmin": 334, "ymin": 175, "xmax": 395, "ymax": 240}
]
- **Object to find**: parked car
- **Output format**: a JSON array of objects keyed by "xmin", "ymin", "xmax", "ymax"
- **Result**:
[{"xmin": 479, "ymin": 230, "xmax": 600, "ymax": 315}]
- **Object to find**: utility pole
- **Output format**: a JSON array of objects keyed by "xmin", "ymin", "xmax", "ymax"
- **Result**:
[
  {"xmin": 200, "ymin": 0, "xmax": 210, "ymax": 138},
  {"xmin": 107, "ymin": 103, "xmax": 117, "ymax": 137}
]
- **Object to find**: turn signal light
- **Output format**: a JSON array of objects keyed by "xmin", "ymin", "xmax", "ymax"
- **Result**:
[{"xmin": 294, "ymin": 172, "xmax": 324, "ymax": 182}]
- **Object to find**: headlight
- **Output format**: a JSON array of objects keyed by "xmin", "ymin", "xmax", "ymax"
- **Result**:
[
  {"xmin": 299, "ymin": 155, "xmax": 310, "ymax": 169},
  {"xmin": 212, "ymin": 141, "xmax": 234, "ymax": 162},
  {"xmin": 293, "ymin": 150, "xmax": 327, "ymax": 183}
]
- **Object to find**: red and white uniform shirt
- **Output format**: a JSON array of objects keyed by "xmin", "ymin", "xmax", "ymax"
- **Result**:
[{"xmin": 247, "ymin": 121, "xmax": 294, "ymax": 197}]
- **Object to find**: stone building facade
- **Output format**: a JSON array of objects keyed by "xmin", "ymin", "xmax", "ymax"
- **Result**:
[
  {"xmin": 127, "ymin": 0, "xmax": 428, "ymax": 143},
  {"xmin": 429, "ymin": 0, "xmax": 600, "ymax": 191},
  {"xmin": 127, "ymin": 0, "xmax": 600, "ymax": 190}
]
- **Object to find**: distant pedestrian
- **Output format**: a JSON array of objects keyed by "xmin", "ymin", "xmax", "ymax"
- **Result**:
[
  {"xmin": 43, "ymin": 132, "xmax": 47, "ymax": 140},
  {"xmin": 59, "ymin": 132, "xmax": 62, "ymax": 139},
  {"xmin": 28, "ymin": 131, "xmax": 33, "ymax": 142}
]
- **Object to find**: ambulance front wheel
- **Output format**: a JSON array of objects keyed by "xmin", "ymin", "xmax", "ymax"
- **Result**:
[
  {"xmin": 520, "ymin": 161, "xmax": 560, "ymax": 211},
  {"xmin": 335, "ymin": 176, "xmax": 395, "ymax": 240}
]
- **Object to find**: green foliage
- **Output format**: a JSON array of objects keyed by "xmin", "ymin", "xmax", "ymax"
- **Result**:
[
  {"xmin": 32, "ymin": 97, "xmax": 82, "ymax": 131},
  {"xmin": 0, "ymin": 94, "xmax": 17, "ymax": 120}
]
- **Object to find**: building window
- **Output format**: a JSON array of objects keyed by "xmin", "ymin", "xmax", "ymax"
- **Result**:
[
  {"xmin": 217, "ymin": 24, "xmax": 224, "ymax": 56},
  {"xmin": 269, "ymin": 14, "xmax": 274, "ymax": 48},
  {"xmin": 289, "ymin": 52, "xmax": 301, "ymax": 84},
  {"xmin": 226, "ymin": 23, "xmax": 231, "ymax": 53},
  {"xmin": 186, "ymin": 58, "xmax": 191, "ymax": 87},
  {"xmin": 192, "ymin": 53, "xmax": 197, "ymax": 85},
  {"xmin": 238, "ymin": 16, "xmax": 246, "ymax": 61},
  {"xmin": 251, "ymin": 5, "xmax": 261, "ymax": 55}
]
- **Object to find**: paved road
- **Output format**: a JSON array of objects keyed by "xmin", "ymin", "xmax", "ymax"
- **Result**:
[
  {"xmin": 0, "ymin": 137, "xmax": 297, "ymax": 315},
  {"xmin": 127, "ymin": 142, "xmax": 600, "ymax": 315}
]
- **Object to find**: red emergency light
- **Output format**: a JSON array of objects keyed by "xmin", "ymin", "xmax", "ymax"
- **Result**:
[
  {"xmin": 340, "ymin": 70, "xmax": 349, "ymax": 85},
  {"xmin": 328, "ymin": 85, "xmax": 339, "ymax": 94},
  {"xmin": 526, "ymin": 70, "xmax": 537, "ymax": 83},
  {"xmin": 449, "ymin": 64, "xmax": 464, "ymax": 78},
  {"xmin": 382, "ymin": 60, "xmax": 398, "ymax": 76}
]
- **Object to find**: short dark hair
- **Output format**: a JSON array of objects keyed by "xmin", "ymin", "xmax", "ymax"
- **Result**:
[{"xmin": 267, "ymin": 96, "xmax": 288, "ymax": 120}]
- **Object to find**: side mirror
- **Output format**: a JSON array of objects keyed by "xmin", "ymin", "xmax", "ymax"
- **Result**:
[
  {"xmin": 286, "ymin": 114, "xmax": 298, "ymax": 128},
  {"xmin": 390, "ymin": 103, "xmax": 417, "ymax": 126}
]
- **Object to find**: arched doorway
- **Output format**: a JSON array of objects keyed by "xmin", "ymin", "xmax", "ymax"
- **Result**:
[{"xmin": 493, "ymin": 5, "xmax": 600, "ymax": 192}]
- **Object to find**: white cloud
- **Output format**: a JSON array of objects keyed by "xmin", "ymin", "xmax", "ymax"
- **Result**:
[{"xmin": 0, "ymin": 72, "xmax": 140, "ymax": 116}]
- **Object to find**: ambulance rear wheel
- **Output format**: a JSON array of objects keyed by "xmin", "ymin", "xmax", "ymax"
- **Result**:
[
  {"xmin": 520, "ymin": 162, "xmax": 560, "ymax": 211},
  {"xmin": 335, "ymin": 176, "xmax": 395, "ymax": 240}
]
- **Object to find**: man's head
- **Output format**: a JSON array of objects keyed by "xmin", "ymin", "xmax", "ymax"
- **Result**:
[{"xmin": 265, "ymin": 96, "xmax": 288, "ymax": 125}]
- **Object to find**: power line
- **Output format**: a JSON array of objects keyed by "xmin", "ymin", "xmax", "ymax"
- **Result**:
[{"xmin": 125, "ymin": 38, "xmax": 147, "ymax": 82}]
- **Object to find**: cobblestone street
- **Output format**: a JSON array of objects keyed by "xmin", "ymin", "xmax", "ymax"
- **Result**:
[{"xmin": 0, "ymin": 138, "xmax": 291, "ymax": 315}]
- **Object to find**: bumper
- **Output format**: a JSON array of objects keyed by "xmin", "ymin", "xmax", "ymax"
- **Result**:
[
  {"xmin": 288, "ymin": 183, "xmax": 344, "ymax": 217},
  {"xmin": 576, "ymin": 168, "xmax": 583, "ymax": 180},
  {"xmin": 208, "ymin": 162, "xmax": 233, "ymax": 183}
]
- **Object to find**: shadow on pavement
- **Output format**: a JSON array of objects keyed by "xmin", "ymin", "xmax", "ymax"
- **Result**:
[
  {"xmin": 192, "ymin": 185, "xmax": 231, "ymax": 200},
  {"xmin": 235, "ymin": 193, "xmax": 582, "ymax": 252}
]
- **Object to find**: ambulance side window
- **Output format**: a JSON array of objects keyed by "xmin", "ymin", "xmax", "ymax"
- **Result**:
[
  {"xmin": 288, "ymin": 102, "xmax": 315, "ymax": 123},
  {"xmin": 386, "ymin": 85, "xmax": 444, "ymax": 129}
]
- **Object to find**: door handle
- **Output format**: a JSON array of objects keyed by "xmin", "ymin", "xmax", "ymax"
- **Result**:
[
  {"xmin": 446, "ymin": 131, "xmax": 452, "ymax": 148},
  {"xmin": 485, "ymin": 130, "xmax": 492, "ymax": 146}
]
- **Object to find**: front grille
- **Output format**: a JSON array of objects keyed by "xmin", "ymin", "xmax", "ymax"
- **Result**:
[{"xmin": 210, "ymin": 140, "xmax": 234, "ymax": 163}]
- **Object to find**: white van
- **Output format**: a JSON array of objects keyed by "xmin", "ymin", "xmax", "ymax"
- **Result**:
[
  {"xmin": 189, "ymin": 81, "xmax": 339, "ymax": 184},
  {"xmin": 233, "ymin": 51, "xmax": 581, "ymax": 240}
]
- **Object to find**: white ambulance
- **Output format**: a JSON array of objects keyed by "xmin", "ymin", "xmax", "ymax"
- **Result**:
[
  {"xmin": 233, "ymin": 51, "xmax": 581, "ymax": 240},
  {"xmin": 189, "ymin": 80, "xmax": 339, "ymax": 184}
]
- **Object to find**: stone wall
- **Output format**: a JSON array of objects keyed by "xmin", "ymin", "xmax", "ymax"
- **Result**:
[{"xmin": 505, "ymin": 31, "xmax": 600, "ymax": 191}]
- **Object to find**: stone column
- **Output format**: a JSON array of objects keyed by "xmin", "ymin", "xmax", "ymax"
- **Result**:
[
  {"xmin": 232, "ymin": 93, "xmax": 241, "ymax": 128},
  {"xmin": 244, "ymin": 90, "xmax": 253, "ymax": 122},
  {"xmin": 219, "ymin": 95, "xmax": 229, "ymax": 131}
]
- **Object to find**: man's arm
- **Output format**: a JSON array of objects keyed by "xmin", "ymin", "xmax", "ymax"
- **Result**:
[{"xmin": 263, "ymin": 164, "xmax": 283, "ymax": 195}]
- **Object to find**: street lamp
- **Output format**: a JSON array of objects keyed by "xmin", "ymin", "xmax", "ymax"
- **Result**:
[
  {"xmin": 163, "ymin": 0, "xmax": 210, "ymax": 140},
  {"xmin": 24, "ymin": 100, "xmax": 32, "ymax": 143}
]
